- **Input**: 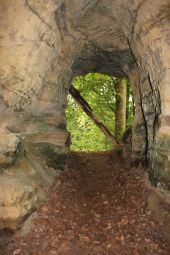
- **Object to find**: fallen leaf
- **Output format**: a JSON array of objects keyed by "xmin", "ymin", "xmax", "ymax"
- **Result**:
[
  {"xmin": 13, "ymin": 249, "xmax": 22, "ymax": 255},
  {"xmin": 79, "ymin": 236, "xmax": 90, "ymax": 242},
  {"xmin": 119, "ymin": 217, "xmax": 129, "ymax": 226}
]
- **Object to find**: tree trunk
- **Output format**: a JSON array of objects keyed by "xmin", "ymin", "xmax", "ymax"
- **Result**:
[
  {"xmin": 126, "ymin": 81, "xmax": 130, "ymax": 126},
  {"xmin": 115, "ymin": 79, "xmax": 127, "ymax": 141},
  {"xmin": 69, "ymin": 85, "xmax": 120, "ymax": 146}
]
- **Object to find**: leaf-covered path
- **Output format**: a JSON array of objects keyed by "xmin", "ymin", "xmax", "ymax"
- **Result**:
[{"xmin": 5, "ymin": 152, "xmax": 170, "ymax": 255}]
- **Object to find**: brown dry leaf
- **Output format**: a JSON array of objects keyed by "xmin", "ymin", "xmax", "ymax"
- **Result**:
[
  {"xmin": 94, "ymin": 213, "xmax": 100, "ymax": 219},
  {"xmin": 103, "ymin": 200, "xmax": 109, "ymax": 205},
  {"xmin": 145, "ymin": 238, "xmax": 152, "ymax": 243},
  {"xmin": 119, "ymin": 217, "xmax": 129, "ymax": 226},
  {"xmin": 49, "ymin": 251, "xmax": 57, "ymax": 255},
  {"xmin": 58, "ymin": 242, "xmax": 70, "ymax": 252},
  {"xmin": 106, "ymin": 222, "xmax": 113, "ymax": 230},
  {"xmin": 106, "ymin": 244, "xmax": 112, "ymax": 249},
  {"xmin": 92, "ymin": 241, "xmax": 101, "ymax": 244},
  {"xmin": 13, "ymin": 249, "xmax": 22, "ymax": 255},
  {"xmin": 120, "ymin": 235, "xmax": 125, "ymax": 242},
  {"xmin": 41, "ymin": 206, "xmax": 49, "ymax": 213},
  {"xmin": 132, "ymin": 250, "xmax": 140, "ymax": 255},
  {"xmin": 79, "ymin": 236, "xmax": 90, "ymax": 242}
]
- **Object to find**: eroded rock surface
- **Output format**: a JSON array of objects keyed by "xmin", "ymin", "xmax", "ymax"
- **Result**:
[
  {"xmin": 0, "ymin": 174, "xmax": 38, "ymax": 228},
  {"xmin": 0, "ymin": 0, "xmax": 170, "ymax": 228},
  {"xmin": 0, "ymin": 144, "xmax": 57, "ymax": 230},
  {"xmin": 0, "ymin": 128, "xmax": 21, "ymax": 168}
]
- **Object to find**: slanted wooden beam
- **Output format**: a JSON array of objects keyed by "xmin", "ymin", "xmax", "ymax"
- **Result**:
[{"xmin": 69, "ymin": 85, "xmax": 120, "ymax": 146}]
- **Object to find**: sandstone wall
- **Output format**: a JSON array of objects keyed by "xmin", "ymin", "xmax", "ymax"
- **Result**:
[{"xmin": 0, "ymin": 0, "xmax": 169, "ymax": 228}]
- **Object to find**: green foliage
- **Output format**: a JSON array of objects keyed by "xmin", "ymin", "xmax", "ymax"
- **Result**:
[{"xmin": 66, "ymin": 73, "xmax": 134, "ymax": 152}]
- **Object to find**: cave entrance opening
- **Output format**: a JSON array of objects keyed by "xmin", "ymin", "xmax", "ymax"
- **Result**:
[{"xmin": 66, "ymin": 73, "xmax": 135, "ymax": 152}]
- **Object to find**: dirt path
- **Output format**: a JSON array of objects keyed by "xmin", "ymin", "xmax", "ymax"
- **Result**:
[{"xmin": 4, "ymin": 152, "xmax": 170, "ymax": 255}]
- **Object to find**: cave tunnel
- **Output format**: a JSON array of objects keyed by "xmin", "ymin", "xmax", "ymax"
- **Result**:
[{"xmin": 0, "ymin": 0, "xmax": 170, "ymax": 253}]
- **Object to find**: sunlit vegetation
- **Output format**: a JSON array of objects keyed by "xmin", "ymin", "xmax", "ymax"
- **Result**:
[{"xmin": 66, "ymin": 73, "xmax": 134, "ymax": 151}]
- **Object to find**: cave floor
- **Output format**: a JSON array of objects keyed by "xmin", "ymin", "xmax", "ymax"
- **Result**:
[{"xmin": 4, "ymin": 151, "xmax": 170, "ymax": 255}]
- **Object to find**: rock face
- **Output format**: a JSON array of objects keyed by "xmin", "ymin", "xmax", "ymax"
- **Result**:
[
  {"xmin": 0, "ymin": 0, "xmax": 170, "ymax": 228},
  {"xmin": 0, "ymin": 144, "xmax": 56, "ymax": 230},
  {"xmin": 0, "ymin": 128, "xmax": 21, "ymax": 168},
  {"xmin": 0, "ymin": 174, "xmax": 37, "ymax": 228}
]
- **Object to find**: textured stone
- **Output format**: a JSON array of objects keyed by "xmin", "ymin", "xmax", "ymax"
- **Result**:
[
  {"xmin": 0, "ymin": 174, "xmax": 37, "ymax": 227},
  {"xmin": 0, "ymin": 150, "xmax": 56, "ymax": 229},
  {"xmin": 0, "ymin": 128, "xmax": 21, "ymax": 168}
]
